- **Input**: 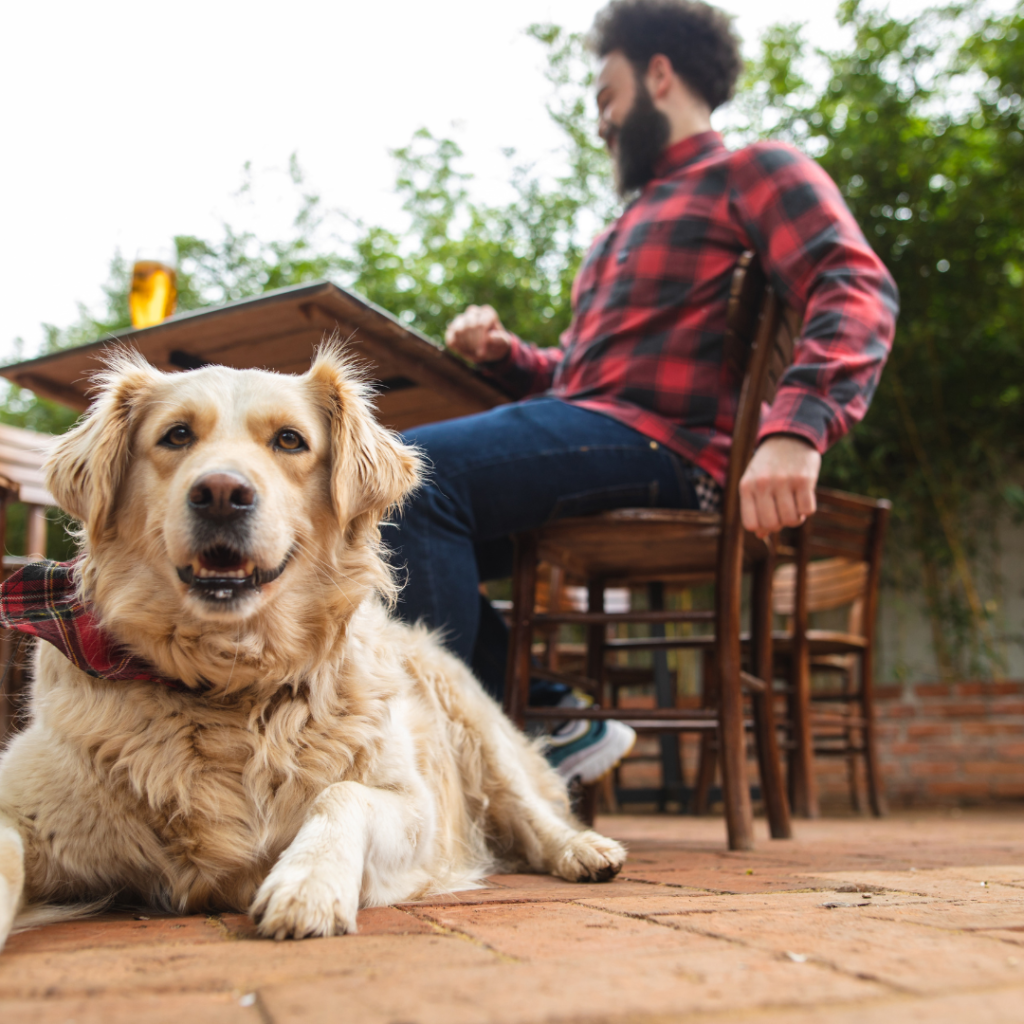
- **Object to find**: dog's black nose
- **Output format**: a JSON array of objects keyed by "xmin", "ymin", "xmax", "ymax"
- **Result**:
[{"xmin": 188, "ymin": 472, "xmax": 257, "ymax": 520}]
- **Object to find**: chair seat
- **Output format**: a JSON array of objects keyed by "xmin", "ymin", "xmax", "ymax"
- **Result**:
[
  {"xmin": 772, "ymin": 629, "xmax": 868, "ymax": 656},
  {"xmin": 536, "ymin": 508, "xmax": 771, "ymax": 581}
]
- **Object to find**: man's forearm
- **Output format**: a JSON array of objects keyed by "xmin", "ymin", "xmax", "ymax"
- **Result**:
[
  {"xmin": 474, "ymin": 334, "xmax": 565, "ymax": 400},
  {"xmin": 733, "ymin": 144, "xmax": 898, "ymax": 454}
]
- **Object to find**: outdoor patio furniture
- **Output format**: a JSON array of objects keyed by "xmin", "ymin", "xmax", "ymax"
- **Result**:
[
  {"xmin": 503, "ymin": 252, "xmax": 798, "ymax": 851},
  {"xmin": 772, "ymin": 489, "xmax": 891, "ymax": 818},
  {"xmin": 0, "ymin": 281, "xmax": 509, "ymax": 433},
  {"xmin": 0, "ymin": 422, "xmax": 57, "ymax": 741}
]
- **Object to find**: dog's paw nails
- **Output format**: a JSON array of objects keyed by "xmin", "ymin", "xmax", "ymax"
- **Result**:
[
  {"xmin": 250, "ymin": 865, "xmax": 358, "ymax": 940},
  {"xmin": 554, "ymin": 830, "xmax": 627, "ymax": 883}
]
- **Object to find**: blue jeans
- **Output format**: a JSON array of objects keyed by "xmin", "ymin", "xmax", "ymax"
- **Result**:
[{"xmin": 392, "ymin": 398, "xmax": 699, "ymax": 702}]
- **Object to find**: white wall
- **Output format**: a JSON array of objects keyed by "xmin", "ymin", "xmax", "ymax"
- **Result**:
[{"xmin": 875, "ymin": 514, "xmax": 1024, "ymax": 683}]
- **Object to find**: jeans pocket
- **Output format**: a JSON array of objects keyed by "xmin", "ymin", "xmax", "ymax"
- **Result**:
[{"xmin": 548, "ymin": 481, "xmax": 659, "ymax": 521}]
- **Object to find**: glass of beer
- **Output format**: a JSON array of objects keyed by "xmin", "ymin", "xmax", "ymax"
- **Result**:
[{"xmin": 129, "ymin": 249, "xmax": 178, "ymax": 328}]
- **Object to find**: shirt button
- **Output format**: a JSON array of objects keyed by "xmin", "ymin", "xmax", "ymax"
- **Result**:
[{"xmin": 649, "ymin": 441, "xmax": 659, "ymax": 449}]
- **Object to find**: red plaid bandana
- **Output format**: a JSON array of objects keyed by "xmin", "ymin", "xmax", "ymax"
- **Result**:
[{"xmin": 0, "ymin": 560, "xmax": 184, "ymax": 690}]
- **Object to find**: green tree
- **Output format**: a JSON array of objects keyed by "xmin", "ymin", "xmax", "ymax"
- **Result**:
[
  {"xmin": 6, "ymin": 7, "xmax": 1023, "ymax": 677},
  {"xmin": 346, "ymin": 25, "xmax": 616, "ymax": 347},
  {"xmin": 733, "ymin": 1, "xmax": 1024, "ymax": 676}
]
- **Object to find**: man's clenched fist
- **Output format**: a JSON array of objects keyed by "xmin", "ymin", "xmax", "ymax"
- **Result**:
[
  {"xmin": 739, "ymin": 435, "xmax": 821, "ymax": 539},
  {"xmin": 444, "ymin": 305, "xmax": 512, "ymax": 364}
]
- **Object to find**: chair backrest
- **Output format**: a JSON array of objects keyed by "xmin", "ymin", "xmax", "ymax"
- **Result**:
[
  {"xmin": 721, "ymin": 253, "xmax": 800, "ymax": 511},
  {"xmin": 0, "ymin": 422, "xmax": 56, "ymax": 508},
  {"xmin": 780, "ymin": 488, "xmax": 891, "ymax": 639},
  {"xmin": 773, "ymin": 558, "xmax": 868, "ymax": 617}
]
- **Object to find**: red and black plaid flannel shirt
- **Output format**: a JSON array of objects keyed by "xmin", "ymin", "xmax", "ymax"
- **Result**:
[
  {"xmin": 482, "ymin": 130, "xmax": 898, "ymax": 486},
  {"xmin": 0, "ymin": 560, "xmax": 176, "ymax": 688}
]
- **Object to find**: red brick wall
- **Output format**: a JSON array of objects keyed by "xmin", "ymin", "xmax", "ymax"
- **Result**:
[
  {"xmin": 817, "ymin": 680, "xmax": 1024, "ymax": 807},
  {"xmin": 617, "ymin": 681, "xmax": 1024, "ymax": 811}
]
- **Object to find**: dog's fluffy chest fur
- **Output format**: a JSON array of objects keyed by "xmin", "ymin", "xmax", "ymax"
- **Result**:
[{"xmin": 16, "ymin": 632, "xmax": 419, "ymax": 912}]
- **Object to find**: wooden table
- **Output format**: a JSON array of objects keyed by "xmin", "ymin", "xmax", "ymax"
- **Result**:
[{"xmin": 0, "ymin": 280, "xmax": 509, "ymax": 432}]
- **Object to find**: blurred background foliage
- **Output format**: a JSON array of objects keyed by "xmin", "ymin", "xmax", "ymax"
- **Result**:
[{"xmin": 3, "ymin": 2, "xmax": 1022, "ymax": 678}]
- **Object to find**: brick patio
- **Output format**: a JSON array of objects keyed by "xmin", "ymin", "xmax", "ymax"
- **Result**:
[{"xmin": 2, "ymin": 809, "xmax": 1023, "ymax": 1023}]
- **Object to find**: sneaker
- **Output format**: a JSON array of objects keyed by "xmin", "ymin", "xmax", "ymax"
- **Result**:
[
  {"xmin": 543, "ymin": 688, "xmax": 594, "ymax": 746},
  {"xmin": 546, "ymin": 710, "xmax": 637, "ymax": 785}
]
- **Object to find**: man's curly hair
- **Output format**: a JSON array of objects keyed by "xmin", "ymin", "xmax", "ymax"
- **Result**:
[{"xmin": 589, "ymin": 0, "xmax": 743, "ymax": 111}]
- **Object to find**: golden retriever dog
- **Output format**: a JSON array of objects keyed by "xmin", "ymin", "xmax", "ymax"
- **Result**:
[{"xmin": 0, "ymin": 345, "xmax": 625, "ymax": 949}]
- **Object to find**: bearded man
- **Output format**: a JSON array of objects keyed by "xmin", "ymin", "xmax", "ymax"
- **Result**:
[{"xmin": 392, "ymin": 0, "xmax": 898, "ymax": 784}]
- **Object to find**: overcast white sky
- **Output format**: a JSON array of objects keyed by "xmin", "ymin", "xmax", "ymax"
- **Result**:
[{"xmin": 0, "ymin": 0, "xmax": 944, "ymax": 362}]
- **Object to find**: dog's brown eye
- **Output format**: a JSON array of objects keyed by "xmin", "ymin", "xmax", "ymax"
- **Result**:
[
  {"xmin": 160, "ymin": 425, "xmax": 194, "ymax": 448},
  {"xmin": 274, "ymin": 429, "xmax": 307, "ymax": 452}
]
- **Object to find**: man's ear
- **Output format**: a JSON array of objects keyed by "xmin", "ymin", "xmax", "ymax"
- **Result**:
[
  {"xmin": 306, "ymin": 342, "xmax": 422, "ymax": 528},
  {"xmin": 45, "ymin": 350, "xmax": 162, "ymax": 542},
  {"xmin": 645, "ymin": 53, "xmax": 677, "ymax": 103}
]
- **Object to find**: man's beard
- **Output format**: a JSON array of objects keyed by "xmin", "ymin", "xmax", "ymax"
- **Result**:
[{"xmin": 608, "ymin": 80, "xmax": 671, "ymax": 196}]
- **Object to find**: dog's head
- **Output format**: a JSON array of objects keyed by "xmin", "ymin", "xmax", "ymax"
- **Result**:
[{"xmin": 45, "ymin": 344, "xmax": 421, "ymax": 686}]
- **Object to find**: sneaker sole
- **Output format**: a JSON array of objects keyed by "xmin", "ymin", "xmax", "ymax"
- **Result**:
[{"xmin": 554, "ymin": 720, "xmax": 638, "ymax": 785}]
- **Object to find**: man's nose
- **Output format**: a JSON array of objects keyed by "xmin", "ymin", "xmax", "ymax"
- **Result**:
[{"xmin": 187, "ymin": 472, "xmax": 257, "ymax": 521}]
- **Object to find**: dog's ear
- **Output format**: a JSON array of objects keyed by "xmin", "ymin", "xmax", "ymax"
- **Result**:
[
  {"xmin": 307, "ymin": 343, "xmax": 422, "ymax": 527},
  {"xmin": 45, "ymin": 350, "xmax": 162, "ymax": 541}
]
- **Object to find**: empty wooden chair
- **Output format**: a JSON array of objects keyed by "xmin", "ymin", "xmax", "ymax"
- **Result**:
[{"xmin": 773, "ymin": 489, "xmax": 891, "ymax": 817}]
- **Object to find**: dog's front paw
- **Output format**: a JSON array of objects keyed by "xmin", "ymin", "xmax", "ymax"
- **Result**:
[
  {"xmin": 552, "ymin": 830, "xmax": 627, "ymax": 883},
  {"xmin": 250, "ymin": 859, "xmax": 359, "ymax": 940}
]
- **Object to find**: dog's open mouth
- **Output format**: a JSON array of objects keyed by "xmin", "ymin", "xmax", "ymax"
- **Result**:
[{"xmin": 176, "ymin": 545, "xmax": 291, "ymax": 602}]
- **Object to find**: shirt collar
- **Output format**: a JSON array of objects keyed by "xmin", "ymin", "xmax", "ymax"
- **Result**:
[{"xmin": 653, "ymin": 130, "xmax": 726, "ymax": 179}]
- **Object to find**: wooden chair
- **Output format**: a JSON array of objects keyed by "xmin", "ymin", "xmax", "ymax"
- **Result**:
[
  {"xmin": 773, "ymin": 489, "xmax": 891, "ymax": 818},
  {"xmin": 503, "ymin": 251, "xmax": 797, "ymax": 851},
  {"xmin": 0, "ymin": 472, "xmax": 23, "ymax": 744},
  {"xmin": 0, "ymin": 422, "xmax": 57, "ymax": 745}
]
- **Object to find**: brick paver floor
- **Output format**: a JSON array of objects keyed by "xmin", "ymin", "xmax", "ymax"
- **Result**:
[{"xmin": 2, "ymin": 808, "xmax": 1023, "ymax": 1023}]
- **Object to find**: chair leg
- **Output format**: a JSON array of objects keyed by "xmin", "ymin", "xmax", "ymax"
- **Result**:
[
  {"xmin": 716, "ymin": 554, "xmax": 754, "ymax": 851},
  {"xmin": 505, "ymin": 533, "xmax": 539, "ymax": 729},
  {"xmin": 693, "ymin": 649, "xmax": 717, "ymax": 814},
  {"xmin": 785, "ymin": 672, "xmax": 800, "ymax": 810},
  {"xmin": 750, "ymin": 557, "xmax": 792, "ymax": 840},
  {"xmin": 789, "ymin": 664, "xmax": 820, "ymax": 819},
  {"xmin": 847, "ymin": 742, "xmax": 868, "ymax": 815},
  {"xmin": 575, "ymin": 781, "xmax": 598, "ymax": 826},
  {"xmin": 752, "ymin": 691, "xmax": 791, "ymax": 837},
  {"xmin": 694, "ymin": 736, "xmax": 717, "ymax": 814},
  {"xmin": 649, "ymin": 582, "xmax": 684, "ymax": 811},
  {"xmin": 0, "ymin": 631, "xmax": 28, "ymax": 744},
  {"xmin": 568, "ymin": 579, "xmax": 607, "ymax": 829},
  {"xmin": 597, "ymin": 772, "xmax": 617, "ymax": 815},
  {"xmin": 788, "ymin": 525, "xmax": 820, "ymax": 819},
  {"xmin": 839, "ymin": 664, "xmax": 868, "ymax": 814},
  {"xmin": 718, "ymin": 663, "xmax": 753, "ymax": 850},
  {"xmin": 586, "ymin": 580, "xmax": 606, "ymax": 702},
  {"xmin": 860, "ymin": 648, "xmax": 888, "ymax": 816},
  {"xmin": 545, "ymin": 565, "xmax": 565, "ymax": 671},
  {"xmin": 0, "ymin": 630, "xmax": 12, "ymax": 744}
]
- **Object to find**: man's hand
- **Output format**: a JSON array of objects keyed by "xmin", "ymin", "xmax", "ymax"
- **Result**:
[
  {"xmin": 444, "ymin": 305, "xmax": 512, "ymax": 364},
  {"xmin": 739, "ymin": 435, "xmax": 821, "ymax": 539}
]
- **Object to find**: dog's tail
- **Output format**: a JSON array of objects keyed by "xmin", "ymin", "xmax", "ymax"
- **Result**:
[{"xmin": 12, "ymin": 897, "xmax": 111, "ymax": 935}]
